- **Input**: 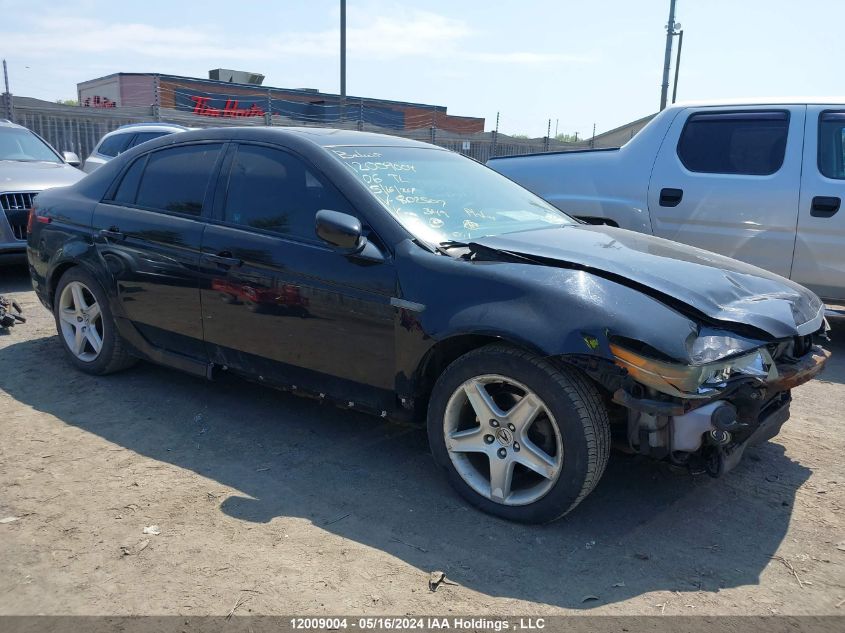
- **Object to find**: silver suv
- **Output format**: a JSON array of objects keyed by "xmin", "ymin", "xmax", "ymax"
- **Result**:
[
  {"xmin": 82, "ymin": 123, "xmax": 189, "ymax": 173},
  {"xmin": 0, "ymin": 119, "xmax": 84, "ymax": 262}
]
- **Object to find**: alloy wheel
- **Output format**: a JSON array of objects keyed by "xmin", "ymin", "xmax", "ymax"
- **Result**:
[
  {"xmin": 58, "ymin": 281, "xmax": 104, "ymax": 362},
  {"xmin": 443, "ymin": 374, "xmax": 563, "ymax": 506}
]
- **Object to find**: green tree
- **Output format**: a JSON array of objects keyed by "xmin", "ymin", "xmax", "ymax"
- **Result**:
[{"xmin": 555, "ymin": 133, "xmax": 579, "ymax": 143}]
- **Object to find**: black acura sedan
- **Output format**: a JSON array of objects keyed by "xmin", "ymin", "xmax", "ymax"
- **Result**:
[{"xmin": 27, "ymin": 127, "xmax": 829, "ymax": 523}]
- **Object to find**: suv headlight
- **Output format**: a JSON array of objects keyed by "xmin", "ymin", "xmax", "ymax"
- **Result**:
[{"xmin": 610, "ymin": 339, "xmax": 777, "ymax": 399}]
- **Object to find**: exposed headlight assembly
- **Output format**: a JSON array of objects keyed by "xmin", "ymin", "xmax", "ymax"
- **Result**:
[
  {"xmin": 689, "ymin": 334, "xmax": 759, "ymax": 364},
  {"xmin": 610, "ymin": 336, "xmax": 777, "ymax": 399}
]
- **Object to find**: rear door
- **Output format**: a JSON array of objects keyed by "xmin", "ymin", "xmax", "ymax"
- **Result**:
[
  {"xmin": 92, "ymin": 142, "xmax": 225, "ymax": 357},
  {"xmin": 648, "ymin": 106, "xmax": 804, "ymax": 278},
  {"xmin": 199, "ymin": 142, "xmax": 397, "ymax": 409}
]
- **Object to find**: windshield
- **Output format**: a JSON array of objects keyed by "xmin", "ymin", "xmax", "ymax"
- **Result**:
[
  {"xmin": 0, "ymin": 127, "xmax": 62, "ymax": 163},
  {"xmin": 330, "ymin": 146, "xmax": 575, "ymax": 244}
]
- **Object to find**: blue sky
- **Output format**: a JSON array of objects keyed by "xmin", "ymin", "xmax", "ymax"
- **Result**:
[{"xmin": 2, "ymin": 0, "xmax": 842, "ymax": 137}]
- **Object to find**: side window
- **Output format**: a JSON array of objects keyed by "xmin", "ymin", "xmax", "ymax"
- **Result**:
[
  {"xmin": 223, "ymin": 144, "xmax": 353, "ymax": 241},
  {"xmin": 677, "ymin": 111, "xmax": 789, "ymax": 175},
  {"xmin": 129, "ymin": 131, "xmax": 170, "ymax": 149},
  {"xmin": 97, "ymin": 133, "xmax": 132, "ymax": 158},
  {"xmin": 135, "ymin": 144, "xmax": 223, "ymax": 216},
  {"xmin": 819, "ymin": 111, "xmax": 845, "ymax": 180},
  {"xmin": 112, "ymin": 156, "xmax": 146, "ymax": 204}
]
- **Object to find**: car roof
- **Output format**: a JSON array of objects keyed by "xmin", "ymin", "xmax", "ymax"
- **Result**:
[
  {"xmin": 144, "ymin": 126, "xmax": 441, "ymax": 150},
  {"xmin": 0, "ymin": 119, "xmax": 31, "ymax": 131},
  {"xmin": 103, "ymin": 122, "xmax": 191, "ymax": 137}
]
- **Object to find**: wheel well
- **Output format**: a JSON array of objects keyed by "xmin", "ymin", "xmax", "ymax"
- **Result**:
[
  {"xmin": 48, "ymin": 262, "xmax": 78, "ymax": 306},
  {"xmin": 411, "ymin": 334, "xmax": 506, "ymax": 420}
]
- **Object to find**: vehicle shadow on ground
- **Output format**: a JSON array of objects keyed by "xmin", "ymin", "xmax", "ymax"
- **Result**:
[
  {"xmin": 0, "ymin": 264, "xmax": 32, "ymax": 294},
  {"xmin": 3, "ymin": 327, "xmax": 840, "ymax": 610}
]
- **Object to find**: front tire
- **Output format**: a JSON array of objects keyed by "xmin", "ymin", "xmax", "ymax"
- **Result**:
[
  {"xmin": 427, "ymin": 344, "xmax": 610, "ymax": 523},
  {"xmin": 53, "ymin": 267, "xmax": 136, "ymax": 375}
]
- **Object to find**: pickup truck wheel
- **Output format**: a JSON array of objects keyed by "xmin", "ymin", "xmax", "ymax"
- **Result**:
[
  {"xmin": 427, "ymin": 344, "xmax": 610, "ymax": 524},
  {"xmin": 53, "ymin": 268, "xmax": 136, "ymax": 375}
]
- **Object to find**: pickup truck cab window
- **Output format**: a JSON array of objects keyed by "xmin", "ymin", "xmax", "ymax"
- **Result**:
[
  {"xmin": 677, "ymin": 111, "xmax": 789, "ymax": 176},
  {"xmin": 818, "ymin": 111, "xmax": 845, "ymax": 179}
]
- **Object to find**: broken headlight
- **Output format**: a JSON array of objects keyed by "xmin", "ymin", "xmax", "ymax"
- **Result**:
[
  {"xmin": 689, "ymin": 334, "xmax": 759, "ymax": 364},
  {"xmin": 609, "ymin": 341, "xmax": 776, "ymax": 399}
]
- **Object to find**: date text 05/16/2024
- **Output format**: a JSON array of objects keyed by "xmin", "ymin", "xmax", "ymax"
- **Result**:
[{"xmin": 289, "ymin": 617, "xmax": 546, "ymax": 630}]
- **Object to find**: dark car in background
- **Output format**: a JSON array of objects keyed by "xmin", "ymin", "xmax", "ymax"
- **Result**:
[{"xmin": 26, "ymin": 127, "xmax": 829, "ymax": 523}]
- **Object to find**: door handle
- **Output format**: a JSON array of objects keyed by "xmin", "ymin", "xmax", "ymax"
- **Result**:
[
  {"xmin": 202, "ymin": 252, "xmax": 242, "ymax": 268},
  {"xmin": 99, "ymin": 228, "xmax": 125, "ymax": 240},
  {"xmin": 659, "ymin": 188, "xmax": 684, "ymax": 207},
  {"xmin": 810, "ymin": 196, "xmax": 841, "ymax": 218}
]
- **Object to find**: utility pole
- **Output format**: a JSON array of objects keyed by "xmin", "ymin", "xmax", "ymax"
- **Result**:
[
  {"xmin": 671, "ymin": 29, "xmax": 684, "ymax": 104},
  {"xmin": 2, "ymin": 59, "xmax": 12, "ymax": 122},
  {"xmin": 544, "ymin": 119, "xmax": 551, "ymax": 152},
  {"xmin": 491, "ymin": 111, "xmax": 499, "ymax": 158},
  {"xmin": 659, "ymin": 0, "xmax": 678, "ymax": 111},
  {"xmin": 590, "ymin": 123, "xmax": 596, "ymax": 148},
  {"xmin": 340, "ymin": 0, "xmax": 347, "ymax": 124},
  {"xmin": 555, "ymin": 118, "xmax": 559, "ymax": 137}
]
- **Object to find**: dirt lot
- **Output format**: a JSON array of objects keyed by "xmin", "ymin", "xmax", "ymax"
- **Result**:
[{"xmin": 1, "ymin": 263, "xmax": 844, "ymax": 616}]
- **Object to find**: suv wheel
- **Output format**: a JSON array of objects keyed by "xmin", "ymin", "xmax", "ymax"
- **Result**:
[
  {"xmin": 54, "ymin": 268, "xmax": 136, "ymax": 375},
  {"xmin": 427, "ymin": 344, "xmax": 610, "ymax": 523}
]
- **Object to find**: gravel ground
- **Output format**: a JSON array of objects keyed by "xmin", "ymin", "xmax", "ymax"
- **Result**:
[{"xmin": 1, "ymin": 263, "xmax": 843, "ymax": 616}]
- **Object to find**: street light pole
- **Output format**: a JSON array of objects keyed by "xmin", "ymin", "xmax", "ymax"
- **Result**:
[
  {"xmin": 340, "ymin": 0, "xmax": 346, "ymax": 98},
  {"xmin": 340, "ymin": 0, "xmax": 346, "ymax": 123},
  {"xmin": 671, "ymin": 29, "xmax": 684, "ymax": 104},
  {"xmin": 2, "ymin": 59, "xmax": 12, "ymax": 122},
  {"xmin": 659, "ymin": 0, "xmax": 678, "ymax": 111}
]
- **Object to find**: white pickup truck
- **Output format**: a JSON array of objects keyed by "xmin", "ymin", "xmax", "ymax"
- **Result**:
[{"xmin": 488, "ymin": 99, "xmax": 845, "ymax": 302}]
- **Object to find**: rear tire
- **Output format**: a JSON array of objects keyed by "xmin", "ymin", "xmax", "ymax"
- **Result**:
[
  {"xmin": 427, "ymin": 344, "xmax": 610, "ymax": 523},
  {"xmin": 53, "ymin": 267, "xmax": 137, "ymax": 375}
]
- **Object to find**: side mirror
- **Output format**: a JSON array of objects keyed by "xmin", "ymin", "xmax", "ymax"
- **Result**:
[
  {"xmin": 63, "ymin": 151, "xmax": 82, "ymax": 168},
  {"xmin": 316, "ymin": 210, "xmax": 364, "ymax": 251}
]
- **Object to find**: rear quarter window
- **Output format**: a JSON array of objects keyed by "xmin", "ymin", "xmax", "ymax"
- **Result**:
[
  {"xmin": 677, "ymin": 110, "xmax": 789, "ymax": 175},
  {"xmin": 112, "ymin": 156, "xmax": 146, "ymax": 204}
]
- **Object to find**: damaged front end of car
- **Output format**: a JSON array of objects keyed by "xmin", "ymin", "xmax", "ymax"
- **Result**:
[{"xmin": 575, "ymin": 325, "xmax": 830, "ymax": 477}]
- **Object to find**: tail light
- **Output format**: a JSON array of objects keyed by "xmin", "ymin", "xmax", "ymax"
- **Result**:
[{"xmin": 26, "ymin": 206, "xmax": 50, "ymax": 234}]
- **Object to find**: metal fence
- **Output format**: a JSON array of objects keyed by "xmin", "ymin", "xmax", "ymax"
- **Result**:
[{"xmin": 5, "ymin": 94, "xmax": 598, "ymax": 163}]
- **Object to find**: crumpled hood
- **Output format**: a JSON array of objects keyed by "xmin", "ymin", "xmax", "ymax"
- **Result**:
[
  {"xmin": 0, "ymin": 160, "xmax": 84, "ymax": 192},
  {"xmin": 472, "ymin": 225, "xmax": 824, "ymax": 339}
]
